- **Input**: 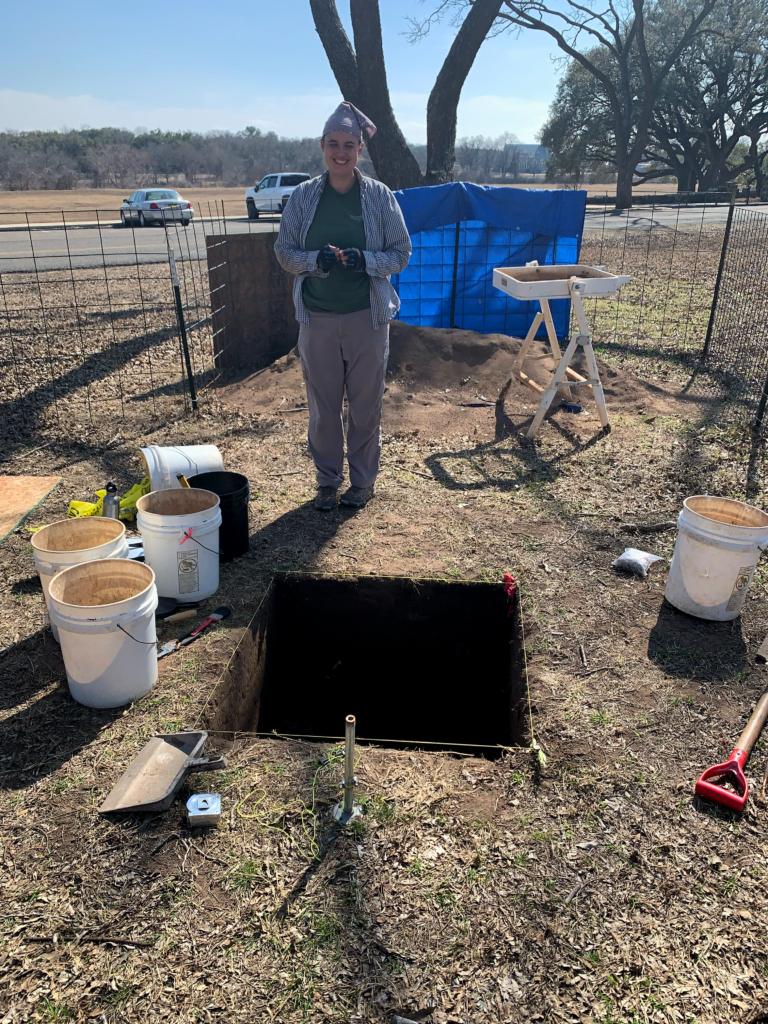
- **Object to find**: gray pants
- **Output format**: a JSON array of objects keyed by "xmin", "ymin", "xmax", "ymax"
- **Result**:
[{"xmin": 298, "ymin": 308, "xmax": 389, "ymax": 490}]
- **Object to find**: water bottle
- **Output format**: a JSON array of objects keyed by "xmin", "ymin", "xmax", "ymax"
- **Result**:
[{"xmin": 103, "ymin": 482, "xmax": 120, "ymax": 520}]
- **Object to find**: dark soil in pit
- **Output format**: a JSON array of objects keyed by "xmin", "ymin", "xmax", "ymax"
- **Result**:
[{"xmin": 205, "ymin": 574, "xmax": 526, "ymax": 754}]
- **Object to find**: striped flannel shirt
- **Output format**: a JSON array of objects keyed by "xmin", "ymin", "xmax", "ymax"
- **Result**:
[{"xmin": 274, "ymin": 169, "xmax": 411, "ymax": 329}]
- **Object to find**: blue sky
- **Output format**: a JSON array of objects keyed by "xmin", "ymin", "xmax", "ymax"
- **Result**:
[{"xmin": 0, "ymin": 0, "xmax": 560, "ymax": 143}]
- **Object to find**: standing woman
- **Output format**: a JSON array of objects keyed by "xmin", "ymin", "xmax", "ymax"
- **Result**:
[{"xmin": 275, "ymin": 102, "xmax": 411, "ymax": 510}]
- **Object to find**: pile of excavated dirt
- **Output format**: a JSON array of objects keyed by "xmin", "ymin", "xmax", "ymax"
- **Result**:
[{"xmin": 218, "ymin": 321, "xmax": 717, "ymax": 438}]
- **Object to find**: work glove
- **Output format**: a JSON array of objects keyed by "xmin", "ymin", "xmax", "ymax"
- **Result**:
[
  {"xmin": 316, "ymin": 245, "xmax": 337, "ymax": 272},
  {"xmin": 341, "ymin": 247, "xmax": 366, "ymax": 272}
]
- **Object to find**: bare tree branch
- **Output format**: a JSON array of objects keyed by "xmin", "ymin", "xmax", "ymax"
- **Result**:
[{"xmin": 309, "ymin": 0, "xmax": 359, "ymax": 100}]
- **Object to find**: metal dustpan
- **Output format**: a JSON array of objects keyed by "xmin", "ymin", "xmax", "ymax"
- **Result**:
[{"xmin": 99, "ymin": 731, "xmax": 226, "ymax": 814}]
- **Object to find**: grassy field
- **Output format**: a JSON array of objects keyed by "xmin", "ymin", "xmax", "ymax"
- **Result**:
[
  {"xmin": 0, "ymin": 183, "xmax": 684, "ymax": 223},
  {"xmin": 0, "ymin": 188, "xmax": 249, "ymax": 223}
]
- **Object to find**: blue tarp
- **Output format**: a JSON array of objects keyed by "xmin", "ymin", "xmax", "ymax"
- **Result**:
[{"xmin": 391, "ymin": 183, "xmax": 587, "ymax": 338}]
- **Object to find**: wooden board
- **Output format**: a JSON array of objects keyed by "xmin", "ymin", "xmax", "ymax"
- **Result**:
[{"xmin": 0, "ymin": 475, "xmax": 61, "ymax": 546}]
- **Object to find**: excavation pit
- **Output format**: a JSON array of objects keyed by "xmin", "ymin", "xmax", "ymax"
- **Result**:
[{"xmin": 207, "ymin": 575, "xmax": 527, "ymax": 756}]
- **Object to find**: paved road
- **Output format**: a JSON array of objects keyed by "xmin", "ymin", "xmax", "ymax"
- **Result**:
[
  {"xmin": 585, "ymin": 202, "xmax": 768, "ymax": 231},
  {"xmin": 0, "ymin": 217, "xmax": 282, "ymax": 272},
  {"xmin": 2, "ymin": 203, "xmax": 766, "ymax": 272}
]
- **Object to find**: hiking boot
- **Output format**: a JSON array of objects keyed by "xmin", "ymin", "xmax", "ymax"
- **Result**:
[
  {"xmin": 340, "ymin": 485, "xmax": 374, "ymax": 508},
  {"xmin": 314, "ymin": 486, "xmax": 338, "ymax": 511}
]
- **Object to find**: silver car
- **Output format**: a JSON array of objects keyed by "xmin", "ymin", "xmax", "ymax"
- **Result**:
[{"xmin": 120, "ymin": 189, "xmax": 195, "ymax": 227}]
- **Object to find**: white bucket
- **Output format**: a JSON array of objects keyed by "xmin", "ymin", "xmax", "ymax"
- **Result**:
[
  {"xmin": 136, "ymin": 488, "xmax": 221, "ymax": 601},
  {"xmin": 665, "ymin": 496, "xmax": 768, "ymax": 621},
  {"xmin": 48, "ymin": 559, "xmax": 158, "ymax": 708},
  {"xmin": 32, "ymin": 517, "xmax": 130, "ymax": 642},
  {"xmin": 139, "ymin": 444, "xmax": 224, "ymax": 491}
]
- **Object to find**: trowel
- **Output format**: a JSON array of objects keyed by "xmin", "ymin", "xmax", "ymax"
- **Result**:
[{"xmin": 99, "ymin": 731, "xmax": 226, "ymax": 815}]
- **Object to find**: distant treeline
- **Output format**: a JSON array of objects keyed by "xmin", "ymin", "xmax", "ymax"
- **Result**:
[
  {"xmin": 0, "ymin": 126, "xmax": 552, "ymax": 191},
  {"xmin": 0, "ymin": 127, "xmax": 339, "ymax": 191}
]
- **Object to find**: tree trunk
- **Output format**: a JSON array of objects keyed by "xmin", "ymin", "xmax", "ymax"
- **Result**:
[
  {"xmin": 350, "ymin": 0, "xmax": 423, "ymax": 190},
  {"xmin": 309, "ymin": 0, "xmax": 358, "ymax": 99},
  {"xmin": 310, "ymin": 0, "xmax": 500, "ymax": 191},
  {"xmin": 425, "ymin": 0, "xmax": 503, "ymax": 185},
  {"xmin": 751, "ymin": 136, "xmax": 766, "ymax": 201},
  {"xmin": 676, "ymin": 162, "xmax": 695, "ymax": 192},
  {"xmin": 615, "ymin": 158, "xmax": 634, "ymax": 209}
]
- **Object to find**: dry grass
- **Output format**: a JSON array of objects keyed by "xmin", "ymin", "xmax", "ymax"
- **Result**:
[
  {"xmin": 4, "ymin": 225, "xmax": 768, "ymax": 1023},
  {"xmin": 0, "ymin": 184, "xmax": 686, "ymax": 224},
  {"xmin": 3, "ymin": 374, "xmax": 768, "ymax": 1022},
  {"xmin": 0, "ymin": 259, "xmax": 216, "ymax": 441},
  {"xmin": 0, "ymin": 189, "xmax": 251, "ymax": 224}
]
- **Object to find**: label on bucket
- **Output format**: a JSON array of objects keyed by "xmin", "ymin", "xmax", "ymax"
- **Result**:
[
  {"xmin": 725, "ymin": 564, "xmax": 755, "ymax": 613},
  {"xmin": 177, "ymin": 549, "xmax": 200, "ymax": 595}
]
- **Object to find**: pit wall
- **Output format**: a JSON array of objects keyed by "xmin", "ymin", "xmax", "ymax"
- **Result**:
[{"xmin": 202, "ymin": 575, "xmax": 529, "ymax": 752}]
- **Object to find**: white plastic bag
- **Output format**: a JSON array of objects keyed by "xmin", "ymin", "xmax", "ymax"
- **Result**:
[{"xmin": 611, "ymin": 547, "xmax": 664, "ymax": 578}]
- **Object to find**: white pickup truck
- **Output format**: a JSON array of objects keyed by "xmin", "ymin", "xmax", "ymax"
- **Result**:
[{"xmin": 245, "ymin": 172, "xmax": 311, "ymax": 219}]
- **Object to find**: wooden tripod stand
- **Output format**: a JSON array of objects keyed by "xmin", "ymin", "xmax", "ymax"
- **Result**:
[{"xmin": 493, "ymin": 264, "xmax": 630, "ymax": 439}]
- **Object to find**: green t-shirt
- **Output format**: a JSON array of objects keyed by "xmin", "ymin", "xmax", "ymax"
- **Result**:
[{"xmin": 302, "ymin": 178, "xmax": 371, "ymax": 314}]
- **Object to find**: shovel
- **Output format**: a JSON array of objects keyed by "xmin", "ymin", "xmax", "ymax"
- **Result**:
[{"xmin": 695, "ymin": 688, "xmax": 768, "ymax": 812}]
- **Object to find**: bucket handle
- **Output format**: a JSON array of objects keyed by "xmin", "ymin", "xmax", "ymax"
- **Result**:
[
  {"xmin": 116, "ymin": 623, "xmax": 158, "ymax": 645},
  {"xmin": 181, "ymin": 527, "xmax": 220, "ymax": 556}
]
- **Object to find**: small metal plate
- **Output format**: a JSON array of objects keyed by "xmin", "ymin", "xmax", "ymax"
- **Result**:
[{"xmin": 187, "ymin": 793, "xmax": 221, "ymax": 826}]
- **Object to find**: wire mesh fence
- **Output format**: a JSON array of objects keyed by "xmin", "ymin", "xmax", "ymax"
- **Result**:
[
  {"xmin": 699, "ymin": 206, "xmax": 768, "ymax": 427},
  {"xmin": 1, "ymin": 189, "xmax": 761, "ymax": 441},
  {"xmin": 578, "ymin": 200, "xmax": 730, "ymax": 383},
  {"xmin": 0, "ymin": 201, "xmax": 281, "ymax": 441}
]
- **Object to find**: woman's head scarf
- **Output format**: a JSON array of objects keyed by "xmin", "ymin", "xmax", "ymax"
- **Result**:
[{"xmin": 322, "ymin": 101, "xmax": 377, "ymax": 141}]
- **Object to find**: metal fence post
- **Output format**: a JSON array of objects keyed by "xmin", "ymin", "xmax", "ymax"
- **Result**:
[
  {"xmin": 701, "ymin": 185, "xmax": 738, "ymax": 363},
  {"xmin": 754, "ymin": 372, "xmax": 768, "ymax": 432},
  {"xmin": 168, "ymin": 245, "xmax": 198, "ymax": 411}
]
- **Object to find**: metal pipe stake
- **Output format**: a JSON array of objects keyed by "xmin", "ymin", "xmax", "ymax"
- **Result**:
[
  {"xmin": 343, "ymin": 714, "xmax": 356, "ymax": 815},
  {"xmin": 333, "ymin": 714, "xmax": 362, "ymax": 824}
]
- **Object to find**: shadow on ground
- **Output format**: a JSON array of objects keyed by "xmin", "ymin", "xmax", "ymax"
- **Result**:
[
  {"xmin": 648, "ymin": 600, "xmax": 748, "ymax": 681},
  {"xmin": 0, "ymin": 645, "xmax": 122, "ymax": 792}
]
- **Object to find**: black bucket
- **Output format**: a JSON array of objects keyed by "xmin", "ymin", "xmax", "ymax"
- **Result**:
[{"xmin": 188, "ymin": 471, "xmax": 250, "ymax": 562}]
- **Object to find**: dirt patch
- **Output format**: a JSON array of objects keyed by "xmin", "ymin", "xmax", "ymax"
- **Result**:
[{"xmin": 220, "ymin": 320, "xmax": 723, "ymax": 438}]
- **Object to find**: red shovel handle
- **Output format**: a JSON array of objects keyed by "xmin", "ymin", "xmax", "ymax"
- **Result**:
[{"xmin": 695, "ymin": 748, "xmax": 748, "ymax": 812}]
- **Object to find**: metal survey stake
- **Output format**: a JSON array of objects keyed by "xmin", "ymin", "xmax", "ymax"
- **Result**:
[
  {"xmin": 168, "ymin": 244, "xmax": 198, "ymax": 411},
  {"xmin": 333, "ymin": 714, "xmax": 362, "ymax": 824}
]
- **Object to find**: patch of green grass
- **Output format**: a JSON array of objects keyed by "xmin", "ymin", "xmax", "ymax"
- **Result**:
[
  {"xmin": 721, "ymin": 874, "xmax": 739, "ymax": 896},
  {"xmin": 306, "ymin": 913, "xmax": 341, "ymax": 951},
  {"xmin": 364, "ymin": 790, "xmax": 397, "ymax": 823},
  {"xmin": 348, "ymin": 817, "xmax": 367, "ymax": 840},
  {"xmin": 589, "ymin": 709, "xmax": 612, "ymax": 726},
  {"xmin": 232, "ymin": 859, "xmax": 260, "ymax": 893},
  {"xmin": 465, "ymin": 866, "xmax": 490, "ymax": 887},
  {"xmin": 434, "ymin": 886, "xmax": 456, "ymax": 908},
  {"xmin": 39, "ymin": 998, "xmax": 75, "ymax": 1022},
  {"xmin": 99, "ymin": 985, "xmax": 136, "ymax": 1008}
]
